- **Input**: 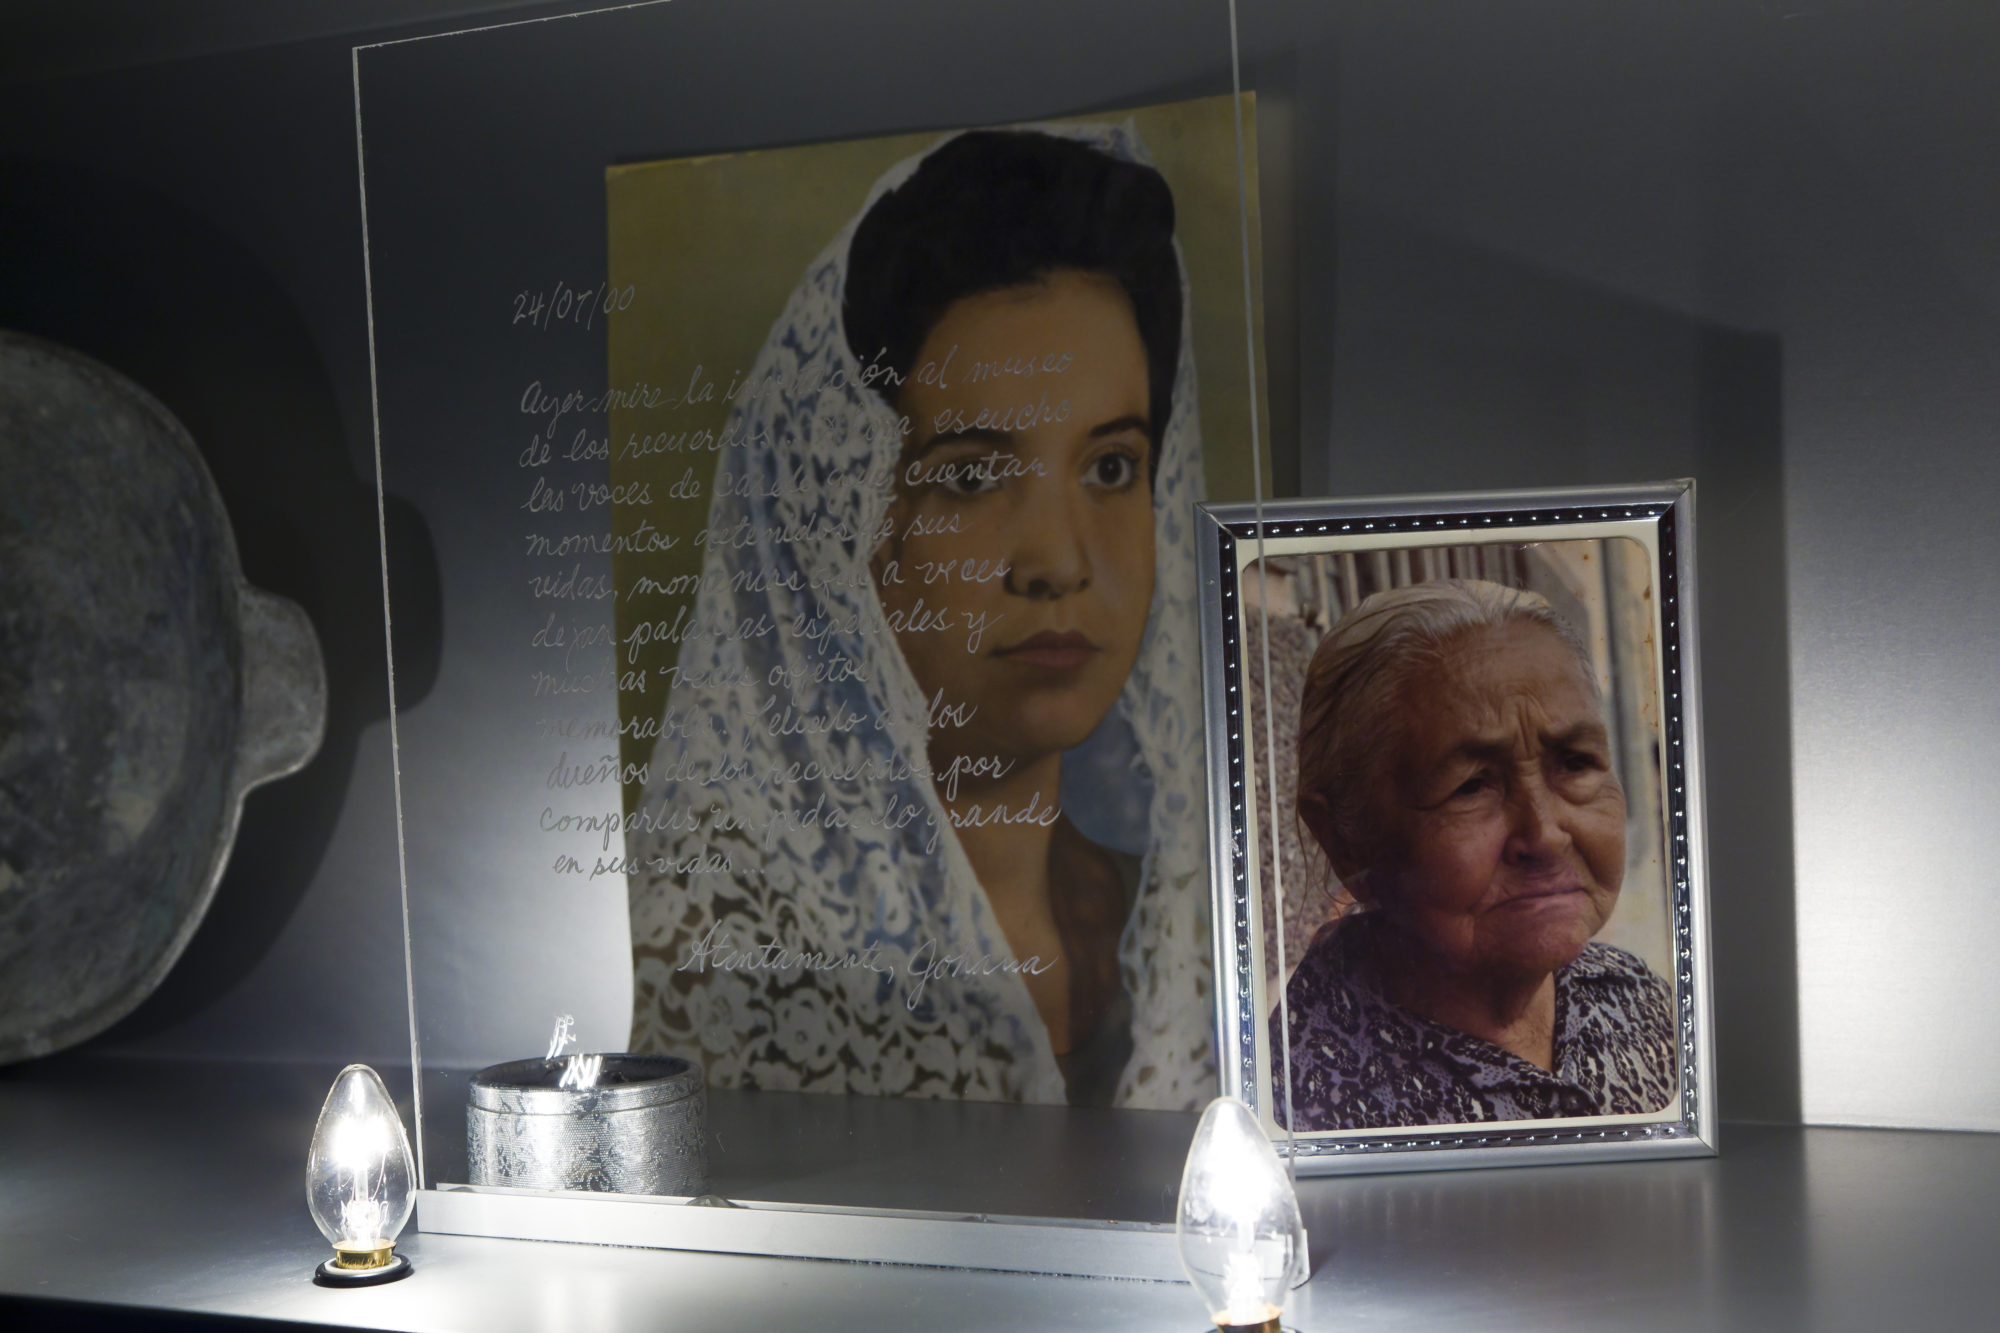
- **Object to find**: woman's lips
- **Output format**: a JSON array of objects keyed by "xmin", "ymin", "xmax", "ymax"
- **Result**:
[
  {"xmin": 1497, "ymin": 882, "xmax": 1588, "ymax": 910},
  {"xmin": 993, "ymin": 630, "xmax": 1101, "ymax": 671}
]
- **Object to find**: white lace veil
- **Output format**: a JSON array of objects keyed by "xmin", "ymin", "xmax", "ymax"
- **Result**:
[{"xmin": 627, "ymin": 121, "xmax": 1214, "ymax": 1110}]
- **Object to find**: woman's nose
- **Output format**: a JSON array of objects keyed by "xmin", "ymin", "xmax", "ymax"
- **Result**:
[
  {"xmin": 1001, "ymin": 481, "xmax": 1089, "ymax": 600},
  {"xmin": 1502, "ymin": 776, "xmax": 1572, "ymax": 864}
]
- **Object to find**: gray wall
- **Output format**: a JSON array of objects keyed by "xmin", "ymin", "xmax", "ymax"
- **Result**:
[
  {"xmin": 1243, "ymin": 1, "xmax": 2000, "ymax": 1131},
  {"xmin": 3, "ymin": 0, "xmax": 1994, "ymax": 1131}
]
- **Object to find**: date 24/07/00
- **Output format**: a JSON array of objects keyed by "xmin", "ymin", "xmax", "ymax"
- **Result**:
[{"xmin": 513, "ymin": 281, "xmax": 635, "ymax": 333}]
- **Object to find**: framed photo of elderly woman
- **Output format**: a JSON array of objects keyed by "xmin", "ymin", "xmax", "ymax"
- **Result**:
[{"xmin": 1196, "ymin": 482, "xmax": 1717, "ymax": 1173}]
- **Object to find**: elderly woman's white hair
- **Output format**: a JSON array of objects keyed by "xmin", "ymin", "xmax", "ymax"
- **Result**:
[{"xmin": 1295, "ymin": 578, "xmax": 1595, "ymax": 890}]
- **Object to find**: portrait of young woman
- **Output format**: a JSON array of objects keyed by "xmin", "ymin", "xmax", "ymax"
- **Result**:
[{"xmin": 604, "ymin": 99, "xmax": 1269, "ymax": 1111}]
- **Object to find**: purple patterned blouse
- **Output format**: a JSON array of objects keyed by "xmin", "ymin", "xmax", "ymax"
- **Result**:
[{"xmin": 1271, "ymin": 913, "xmax": 1677, "ymax": 1131}]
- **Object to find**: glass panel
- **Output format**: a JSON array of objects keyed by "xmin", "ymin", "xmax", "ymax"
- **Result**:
[{"xmin": 356, "ymin": 0, "xmax": 1269, "ymax": 1225}]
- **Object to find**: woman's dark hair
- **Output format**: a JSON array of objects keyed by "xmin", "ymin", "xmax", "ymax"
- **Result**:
[{"xmin": 843, "ymin": 130, "xmax": 1182, "ymax": 451}]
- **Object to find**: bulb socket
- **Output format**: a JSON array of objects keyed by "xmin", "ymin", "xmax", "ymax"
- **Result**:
[
  {"xmin": 1216, "ymin": 1311, "xmax": 1283, "ymax": 1333},
  {"xmin": 331, "ymin": 1242, "xmax": 395, "ymax": 1271},
  {"xmin": 314, "ymin": 1245, "xmax": 412, "ymax": 1288}
]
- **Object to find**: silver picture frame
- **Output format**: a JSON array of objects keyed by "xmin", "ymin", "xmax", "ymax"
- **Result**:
[{"xmin": 1196, "ymin": 481, "xmax": 1717, "ymax": 1174}]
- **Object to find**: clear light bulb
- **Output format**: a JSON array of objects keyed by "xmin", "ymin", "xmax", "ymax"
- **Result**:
[
  {"xmin": 306, "ymin": 1064, "xmax": 416, "ymax": 1284},
  {"xmin": 1176, "ymin": 1097, "xmax": 1307, "ymax": 1332}
]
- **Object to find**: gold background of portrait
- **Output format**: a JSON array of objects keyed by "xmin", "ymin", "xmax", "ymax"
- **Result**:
[{"xmin": 602, "ymin": 93, "xmax": 1271, "ymax": 798}]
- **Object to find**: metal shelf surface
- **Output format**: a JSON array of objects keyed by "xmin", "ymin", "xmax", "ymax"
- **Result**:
[{"xmin": 3, "ymin": 1056, "xmax": 1995, "ymax": 1330}]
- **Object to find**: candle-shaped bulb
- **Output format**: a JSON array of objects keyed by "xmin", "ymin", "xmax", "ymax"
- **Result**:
[
  {"xmin": 1176, "ymin": 1097, "xmax": 1306, "ymax": 1331},
  {"xmin": 306, "ymin": 1064, "xmax": 415, "ymax": 1274}
]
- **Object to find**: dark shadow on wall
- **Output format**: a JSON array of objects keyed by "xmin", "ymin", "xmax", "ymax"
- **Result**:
[
  {"xmin": 1317, "ymin": 205, "xmax": 1801, "ymax": 1124},
  {"xmin": 1688, "ymin": 327, "xmax": 1799, "ymax": 1127},
  {"xmin": 0, "ymin": 160, "xmax": 442, "ymax": 1043}
]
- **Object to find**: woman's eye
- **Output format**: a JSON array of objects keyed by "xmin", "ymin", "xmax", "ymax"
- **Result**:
[
  {"xmin": 1086, "ymin": 450, "xmax": 1138, "ymax": 489},
  {"xmin": 937, "ymin": 460, "xmax": 1000, "ymax": 497},
  {"xmin": 1450, "ymin": 775, "xmax": 1489, "ymax": 799}
]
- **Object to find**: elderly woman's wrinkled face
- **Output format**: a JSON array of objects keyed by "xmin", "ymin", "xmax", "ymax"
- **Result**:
[
  {"xmin": 875, "ymin": 270, "xmax": 1156, "ymax": 769},
  {"xmin": 1354, "ymin": 621, "xmax": 1626, "ymax": 985}
]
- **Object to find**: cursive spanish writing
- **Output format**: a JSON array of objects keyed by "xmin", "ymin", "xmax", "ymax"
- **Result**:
[{"xmin": 671, "ymin": 922, "xmax": 1054, "ymax": 1012}]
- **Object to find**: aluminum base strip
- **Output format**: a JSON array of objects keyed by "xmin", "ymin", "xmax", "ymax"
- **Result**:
[{"xmin": 418, "ymin": 1185, "xmax": 1187, "ymax": 1281}]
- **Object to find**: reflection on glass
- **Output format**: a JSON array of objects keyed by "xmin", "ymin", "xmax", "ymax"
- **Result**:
[{"xmin": 357, "ymin": 0, "xmax": 1266, "ymax": 1264}]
